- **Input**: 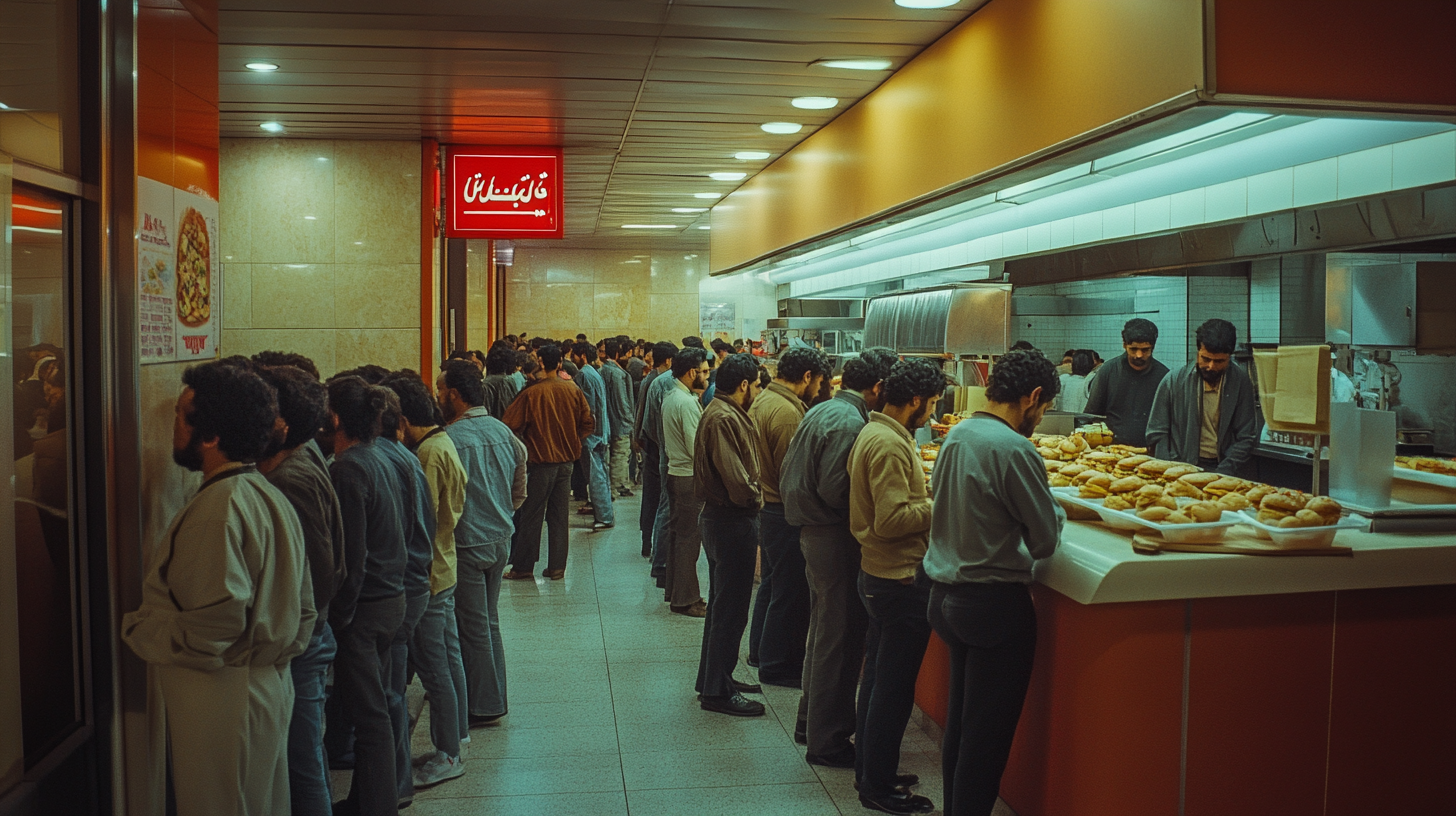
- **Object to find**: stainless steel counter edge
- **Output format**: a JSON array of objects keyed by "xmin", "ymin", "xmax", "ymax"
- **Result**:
[{"xmin": 1033, "ymin": 521, "xmax": 1456, "ymax": 604}]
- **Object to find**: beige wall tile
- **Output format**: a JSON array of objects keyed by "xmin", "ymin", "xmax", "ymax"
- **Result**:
[
  {"xmin": 539, "ymin": 282, "xmax": 594, "ymax": 332},
  {"xmin": 221, "ymin": 328, "xmax": 337, "ymax": 377},
  {"xmin": 541, "ymin": 251, "xmax": 595, "ymax": 284},
  {"xmin": 252, "ymin": 264, "xmax": 335, "ymax": 329},
  {"xmin": 250, "ymin": 139, "xmax": 336, "ymax": 265},
  {"xmin": 334, "ymin": 141, "xmax": 420, "ymax": 265},
  {"xmin": 649, "ymin": 293, "xmax": 701, "ymax": 341},
  {"xmin": 334, "ymin": 264, "xmax": 419, "ymax": 329},
  {"xmin": 649, "ymin": 256, "xmax": 705, "ymax": 294},
  {"xmin": 222, "ymin": 263, "xmax": 251, "ymax": 329},
  {"xmin": 336, "ymin": 329, "xmax": 419, "ymax": 374},
  {"xmin": 219, "ymin": 139, "xmax": 256, "ymax": 262},
  {"xmin": 593, "ymin": 283, "xmax": 649, "ymax": 334},
  {"xmin": 596, "ymin": 256, "xmax": 652, "ymax": 289}
]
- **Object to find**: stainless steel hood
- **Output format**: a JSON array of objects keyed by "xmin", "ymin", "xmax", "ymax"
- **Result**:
[{"xmin": 863, "ymin": 284, "xmax": 1012, "ymax": 355}]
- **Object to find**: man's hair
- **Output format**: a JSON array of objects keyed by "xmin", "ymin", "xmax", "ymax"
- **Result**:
[
  {"xmin": 710, "ymin": 338, "xmax": 732, "ymax": 355},
  {"xmin": 1122, "ymin": 318, "xmax": 1159, "ymax": 347},
  {"xmin": 603, "ymin": 338, "xmax": 622, "ymax": 360},
  {"xmin": 485, "ymin": 345, "xmax": 516, "ymax": 376},
  {"xmin": 672, "ymin": 347, "xmax": 708, "ymax": 379},
  {"xmin": 842, "ymin": 347, "xmax": 898, "ymax": 391},
  {"xmin": 1071, "ymin": 350, "xmax": 1096, "ymax": 377},
  {"xmin": 715, "ymin": 353, "xmax": 762, "ymax": 395},
  {"xmin": 1010, "ymin": 340, "xmax": 1037, "ymax": 352},
  {"xmin": 883, "ymin": 358, "xmax": 947, "ymax": 407},
  {"xmin": 571, "ymin": 342, "xmax": 597, "ymax": 363},
  {"xmin": 383, "ymin": 374, "xmax": 441, "ymax": 427},
  {"xmin": 521, "ymin": 357, "xmax": 540, "ymax": 376},
  {"xmin": 440, "ymin": 359, "xmax": 486, "ymax": 407},
  {"xmin": 337, "ymin": 364, "xmax": 390, "ymax": 384},
  {"xmin": 777, "ymin": 347, "xmax": 832, "ymax": 384},
  {"xmin": 1195, "ymin": 318, "xmax": 1238, "ymax": 355},
  {"xmin": 448, "ymin": 349, "xmax": 474, "ymax": 363},
  {"xmin": 256, "ymin": 365, "xmax": 328, "ymax": 450},
  {"xmin": 986, "ymin": 350, "xmax": 1059, "ymax": 405},
  {"xmin": 376, "ymin": 386, "xmax": 402, "ymax": 437},
  {"xmin": 537, "ymin": 343, "xmax": 563, "ymax": 371},
  {"xmin": 328, "ymin": 375, "xmax": 386, "ymax": 442},
  {"xmin": 682, "ymin": 336, "xmax": 705, "ymax": 349},
  {"xmin": 252, "ymin": 350, "xmax": 319, "ymax": 380},
  {"xmin": 576, "ymin": 333, "xmax": 587, "ymax": 341},
  {"xmin": 652, "ymin": 341, "xmax": 677, "ymax": 366},
  {"xmin": 181, "ymin": 360, "xmax": 279, "ymax": 461}
]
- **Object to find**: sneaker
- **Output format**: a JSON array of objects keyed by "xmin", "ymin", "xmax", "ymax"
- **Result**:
[
  {"xmin": 592, "ymin": 521, "xmax": 615, "ymax": 532},
  {"xmin": 412, "ymin": 751, "xmax": 465, "ymax": 788}
]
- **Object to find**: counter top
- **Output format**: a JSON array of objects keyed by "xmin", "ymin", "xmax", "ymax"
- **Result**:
[{"xmin": 1034, "ymin": 520, "xmax": 1456, "ymax": 604}]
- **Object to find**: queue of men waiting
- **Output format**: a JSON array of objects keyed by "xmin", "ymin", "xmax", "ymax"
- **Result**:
[{"xmin": 120, "ymin": 315, "xmax": 1259, "ymax": 816}]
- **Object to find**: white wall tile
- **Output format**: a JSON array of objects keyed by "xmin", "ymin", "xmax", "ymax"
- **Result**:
[
  {"xmin": 1292, "ymin": 158, "xmax": 1338, "ymax": 208},
  {"xmin": 1134, "ymin": 196, "xmax": 1171, "ymax": 234},
  {"xmin": 1247, "ymin": 167, "xmax": 1294, "ymax": 215},
  {"xmin": 1204, "ymin": 178, "xmax": 1248, "ymax": 223},
  {"xmin": 1392, "ymin": 131, "xmax": 1456, "ymax": 191},
  {"xmin": 1073, "ymin": 211, "xmax": 1103, "ymax": 245},
  {"xmin": 1336, "ymin": 144, "xmax": 1393, "ymax": 200},
  {"xmin": 1103, "ymin": 204, "xmax": 1135, "ymax": 239},
  {"xmin": 1169, "ymin": 188, "xmax": 1206, "ymax": 229}
]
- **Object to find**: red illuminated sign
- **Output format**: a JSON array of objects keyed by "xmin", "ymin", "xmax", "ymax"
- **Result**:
[{"xmin": 446, "ymin": 148, "xmax": 564, "ymax": 239}]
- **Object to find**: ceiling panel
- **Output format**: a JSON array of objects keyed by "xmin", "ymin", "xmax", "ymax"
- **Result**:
[{"xmin": 218, "ymin": 0, "xmax": 987, "ymax": 249}]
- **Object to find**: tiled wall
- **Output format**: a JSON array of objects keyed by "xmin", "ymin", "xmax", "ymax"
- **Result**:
[
  {"xmin": 1249, "ymin": 260, "xmax": 1282, "ymax": 343},
  {"xmin": 218, "ymin": 139, "xmax": 422, "ymax": 376},
  {"xmin": 1015, "ymin": 276, "xmax": 1191, "ymax": 370},
  {"xmin": 1187, "ymin": 272, "xmax": 1251, "ymax": 358},
  {"xmin": 503, "ymin": 248, "xmax": 706, "ymax": 343}
]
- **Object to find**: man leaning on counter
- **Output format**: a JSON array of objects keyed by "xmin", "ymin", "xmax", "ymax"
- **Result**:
[{"xmin": 1146, "ymin": 318, "xmax": 1260, "ymax": 478}]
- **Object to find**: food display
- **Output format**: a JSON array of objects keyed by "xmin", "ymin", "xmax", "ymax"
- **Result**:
[
  {"xmin": 175, "ymin": 207, "xmax": 212, "ymax": 327},
  {"xmin": 1395, "ymin": 455, "xmax": 1456, "ymax": 477},
  {"xmin": 919, "ymin": 442, "xmax": 940, "ymax": 480}
]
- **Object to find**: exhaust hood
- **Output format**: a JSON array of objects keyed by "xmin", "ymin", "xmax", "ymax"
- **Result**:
[{"xmin": 863, "ymin": 284, "xmax": 1011, "ymax": 355}]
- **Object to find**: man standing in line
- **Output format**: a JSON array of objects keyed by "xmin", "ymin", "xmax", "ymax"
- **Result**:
[
  {"xmin": 747, "ymin": 347, "xmax": 831, "ymax": 691},
  {"xmin": 570, "ymin": 342, "xmax": 616, "ymax": 530},
  {"xmin": 626, "ymin": 337, "xmax": 646, "ymax": 384},
  {"xmin": 1146, "ymin": 318, "xmax": 1260, "ymax": 477},
  {"xmin": 694, "ymin": 353, "xmax": 769, "ymax": 717},
  {"xmin": 1082, "ymin": 318, "xmax": 1169, "ymax": 447},
  {"xmin": 256, "ymin": 364, "xmax": 346, "ymax": 816},
  {"xmin": 122, "ymin": 361, "xmax": 314, "ymax": 816},
  {"xmin": 781, "ymin": 348, "xmax": 897, "ymax": 766},
  {"xmin": 481, "ymin": 345, "xmax": 520, "ymax": 420},
  {"xmin": 633, "ymin": 343, "xmax": 673, "ymax": 559},
  {"xmin": 383, "ymin": 375, "xmax": 469, "ymax": 789},
  {"xmin": 661, "ymin": 346, "xmax": 710, "ymax": 617},
  {"xmin": 848, "ymin": 359, "xmax": 945, "ymax": 816},
  {"xmin": 600, "ymin": 338, "xmax": 636, "ymax": 499},
  {"xmin": 924, "ymin": 350, "xmax": 1064, "ymax": 816},
  {"xmin": 639, "ymin": 341, "xmax": 680, "ymax": 579},
  {"xmin": 502, "ymin": 344, "xmax": 593, "ymax": 580},
  {"xmin": 439, "ymin": 359, "xmax": 529, "ymax": 730}
]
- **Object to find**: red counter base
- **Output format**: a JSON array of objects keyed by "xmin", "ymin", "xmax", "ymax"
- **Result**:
[{"xmin": 914, "ymin": 584, "xmax": 1456, "ymax": 816}]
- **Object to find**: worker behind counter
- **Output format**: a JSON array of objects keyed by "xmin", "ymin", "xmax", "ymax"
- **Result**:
[
  {"xmin": 1146, "ymin": 318, "xmax": 1260, "ymax": 478},
  {"xmin": 1082, "ymin": 318, "xmax": 1169, "ymax": 447}
]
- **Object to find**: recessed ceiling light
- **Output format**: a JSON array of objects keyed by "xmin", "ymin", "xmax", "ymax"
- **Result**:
[
  {"xmin": 259, "ymin": 121, "xmax": 284, "ymax": 133},
  {"xmin": 734, "ymin": 151, "xmax": 771, "ymax": 161},
  {"xmin": 621, "ymin": 224, "xmax": 678, "ymax": 230},
  {"xmin": 697, "ymin": 226, "xmax": 711, "ymax": 230},
  {"xmin": 812, "ymin": 58, "xmax": 894, "ymax": 71},
  {"xmin": 895, "ymin": 0, "xmax": 959, "ymax": 7},
  {"xmin": 304, "ymin": 215, "xmax": 317, "ymax": 220},
  {"xmin": 709, "ymin": 172, "xmax": 747, "ymax": 181},
  {"xmin": 672, "ymin": 207, "xmax": 709, "ymax": 213},
  {"xmin": 761, "ymin": 122, "xmax": 803, "ymax": 135},
  {"xmin": 694, "ymin": 193, "xmax": 722, "ymax": 200},
  {"xmin": 791, "ymin": 96, "xmax": 839, "ymax": 110},
  {"xmin": 246, "ymin": 62, "xmax": 279, "ymax": 72}
]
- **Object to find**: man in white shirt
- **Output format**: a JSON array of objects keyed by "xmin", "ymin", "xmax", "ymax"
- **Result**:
[{"xmin": 661, "ymin": 347, "xmax": 710, "ymax": 616}]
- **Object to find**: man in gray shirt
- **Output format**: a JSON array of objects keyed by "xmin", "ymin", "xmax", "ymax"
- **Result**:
[
  {"xmin": 636, "ymin": 342, "xmax": 678, "ymax": 576},
  {"xmin": 1083, "ymin": 318, "xmax": 1169, "ymax": 447},
  {"xmin": 600, "ymin": 338, "xmax": 636, "ymax": 498},
  {"xmin": 924, "ymin": 350, "xmax": 1065, "ymax": 816}
]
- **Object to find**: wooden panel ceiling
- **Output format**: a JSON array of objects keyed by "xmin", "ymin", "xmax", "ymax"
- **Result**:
[{"xmin": 218, "ymin": 0, "xmax": 986, "ymax": 249}]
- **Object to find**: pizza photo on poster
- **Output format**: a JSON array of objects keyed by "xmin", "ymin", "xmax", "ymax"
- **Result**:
[{"xmin": 173, "ymin": 189, "xmax": 218, "ymax": 359}]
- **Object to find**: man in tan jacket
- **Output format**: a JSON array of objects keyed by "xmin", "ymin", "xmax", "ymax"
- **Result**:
[{"xmin": 847, "ymin": 358, "xmax": 946, "ymax": 815}]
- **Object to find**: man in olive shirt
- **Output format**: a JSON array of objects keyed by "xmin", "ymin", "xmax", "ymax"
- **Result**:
[
  {"xmin": 1082, "ymin": 318, "xmax": 1169, "ymax": 447},
  {"xmin": 924, "ymin": 350, "xmax": 1065, "ymax": 816},
  {"xmin": 1146, "ymin": 318, "xmax": 1260, "ymax": 478}
]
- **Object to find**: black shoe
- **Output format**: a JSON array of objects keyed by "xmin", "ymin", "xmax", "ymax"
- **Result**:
[
  {"xmin": 732, "ymin": 679, "xmax": 762, "ymax": 694},
  {"xmin": 794, "ymin": 723, "xmax": 808, "ymax": 745},
  {"xmin": 746, "ymin": 656, "xmax": 760, "ymax": 668},
  {"xmin": 806, "ymin": 747, "xmax": 856, "ymax": 768},
  {"xmin": 859, "ymin": 790, "xmax": 935, "ymax": 814},
  {"xmin": 700, "ymin": 693, "xmax": 766, "ymax": 717},
  {"xmin": 642, "ymin": 544, "xmax": 651, "ymax": 558},
  {"xmin": 468, "ymin": 712, "xmax": 505, "ymax": 728},
  {"xmin": 854, "ymin": 774, "xmax": 920, "ymax": 791},
  {"xmin": 649, "ymin": 567, "xmax": 665, "ymax": 578},
  {"xmin": 759, "ymin": 673, "xmax": 802, "ymax": 689}
]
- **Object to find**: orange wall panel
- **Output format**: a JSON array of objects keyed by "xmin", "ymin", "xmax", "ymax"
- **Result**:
[
  {"xmin": 136, "ymin": 0, "xmax": 217, "ymax": 196},
  {"xmin": 710, "ymin": 0, "xmax": 1204, "ymax": 272},
  {"xmin": 1214, "ymin": 0, "xmax": 1456, "ymax": 107}
]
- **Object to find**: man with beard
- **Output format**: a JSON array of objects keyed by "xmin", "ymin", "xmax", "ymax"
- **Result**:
[
  {"xmin": 1146, "ymin": 318, "xmax": 1259, "ymax": 478},
  {"xmin": 599, "ymin": 338, "xmax": 636, "ymax": 498},
  {"xmin": 1082, "ymin": 318, "xmax": 1169, "ymax": 447},
  {"xmin": 660, "ymin": 346, "xmax": 710, "ymax": 616},
  {"xmin": 694, "ymin": 353, "xmax": 769, "ymax": 717},
  {"xmin": 923, "ymin": 350, "xmax": 1064, "ymax": 816},
  {"xmin": 847, "ymin": 359, "xmax": 946, "ymax": 815},
  {"xmin": 122, "ymin": 361, "xmax": 314, "ymax": 816},
  {"xmin": 634, "ymin": 342, "xmax": 676, "ymax": 567}
]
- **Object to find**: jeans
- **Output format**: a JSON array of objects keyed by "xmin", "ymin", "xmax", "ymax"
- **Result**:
[
  {"xmin": 754, "ymin": 503, "xmax": 808, "ymax": 685},
  {"xmin": 288, "ymin": 624, "xmax": 337, "ymax": 816},
  {"xmin": 391, "ymin": 591, "xmax": 430, "ymax": 800},
  {"xmin": 586, "ymin": 438, "xmax": 615, "ymax": 525},
  {"xmin": 456, "ymin": 544, "xmax": 508, "ymax": 717},
  {"xmin": 695, "ymin": 504, "xmax": 760, "ymax": 698},
  {"xmin": 796, "ymin": 522, "xmax": 869, "ymax": 759},
  {"xmin": 665, "ymin": 473, "xmax": 703, "ymax": 607},
  {"xmin": 651, "ymin": 445, "xmax": 671, "ymax": 571},
  {"xmin": 515, "ymin": 461, "xmax": 573, "ymax": 573},
  {"xmin": 412, "ymin": 586, "xmax": 463, "ymax": 757},
  {"xmin": 335, "ymin": 594, "xmax": 406, "ymax": 816},
  {"xmin": 640, "ymin": 439, "xmax": 662, "ymax": 556},
  {"xmin": 928, "ymin": 581, "xmax": 1037, "ymax": 816},
  {"xmin": 609, "ymin": 435, "xmax": 631, "ymax": 492},
  {"xmin": 855, "ymin": 572, "xmax": 933, "ymax": 798}
]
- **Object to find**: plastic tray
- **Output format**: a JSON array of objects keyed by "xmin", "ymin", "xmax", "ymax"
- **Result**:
[
  {"xmin": 1392, "ymin": 465, "xmax": 1456, "ymax": 490},
  {"xmin": 1053, "ymin": 488, "xmax": 1240, "ymax": 543},
  {"xmin": 1235, "ymin": 511, "xmax": 1367, "ymax": 549}
]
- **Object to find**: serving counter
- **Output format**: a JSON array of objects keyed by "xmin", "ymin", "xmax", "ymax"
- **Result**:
[{"xmin": 912, "ymin": 521, "xmax": 1456, "ymax": 816}]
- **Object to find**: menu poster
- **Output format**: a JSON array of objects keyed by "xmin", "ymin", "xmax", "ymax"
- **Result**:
[
  {"xmin": 137, "ymin": 178, "xmax": 219, "ymax": 364},
  {"xmin": 700, "ymin": 301, "xmax": 736, "ymax": 335}
]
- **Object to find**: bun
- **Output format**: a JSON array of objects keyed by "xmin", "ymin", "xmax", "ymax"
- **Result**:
[
  {"xmin": 1204, "ymin": 477, "xmax": 1248, "ymax": 497},
  {"xmin": 1306, "ymin": 496, "xmax": 1342, "ymax": 523},
  {"xmin": 1048, "ymin": 474, "xmax": 1073, "ymax": 488},
  {"xmin": 1079, "ymin": 474, "xmax": 1113, "ymax": 498},
  {"xmin": 1168, "ymin": 480, "xmax": 1206, "ymax": 500},
  {"xmin": 1104, "ymin": 495, "xmax": 1135, "ymax": 511},
  {"xmin": 1073, "ymin": 469, "xmax": 1100, "ymax": 486},
  {"xmin": 1084, "ymin": 451, "xmax": 1122, "ymax": 467},
  {"xmin": 1179, "ymin": 472, "xmax": 1221, "ymax": 489},
  {"xmin": 1185, "ymin": 501, "xmax": 1224, "ymax": 523},
  {"xmin": 1217, "ymin": 493, "xmax": 1252, "ymax": 511},
  {"xmin": 1116, "ymin": 455, "xmax": 1152, "ymax": 474},
  {"xmin": 1138, "ymin": 506, "xmax": 1175, "ymax": 522},
  {"xmin": 1294, "ymin": 508, "xmax": 1326, "ymax": 527},
  {"xmin": 1110, "ymin": 476, "xmax": 1145, "ymax": 495},
  {"xmin": 1260, "ymin": 492, "xmax": 1305, "ymax": 517},
  {"xmin": 1133, "ymin": 484, "xmax": 1166, "ymax": 508},
  {"xmin": 1162, "ymin": 465, "xmax": 1202, "ymax": 482},
  {"xmin": 1044, "ymin": 458, "xmax": 1063, "ymax": 473},
  {"xmin": 1163, "ymin": 511, "xmax": 1195, "ymax": 525},
  {"xmin": 1245, "ymin": 484, "xmax": 1276, "ymax": 505},
  {"xmin": 1059, "ymin": 463, "xmax": 1090, "ymax": 478},
  {"xmin": 1136, "ymin": 459, "xmax": 1174, "ymax": 479},
  {"xmin": 1037, "ymin": 446, "xmax": 1062, "ymax": 460}
]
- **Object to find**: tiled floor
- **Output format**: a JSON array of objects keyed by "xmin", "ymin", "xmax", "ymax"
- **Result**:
[{"xmin": 338, "ymin": 493, "xmax": 1016, "ymax": 816}]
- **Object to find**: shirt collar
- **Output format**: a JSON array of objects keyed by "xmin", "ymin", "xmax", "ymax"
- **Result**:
[
  {"xmin": 868, "ymin": 410, "xmax": 914, "ymax": 444},
  {"xmin": 765, "ymin": 381, "xmax": 805, "ymax": 411},
  {"xmin": 835, "ymin": 389, "xmax": 869, "ymax": 419},
  {"xmin": 461, "ymin": 405, "xmax": 492, "ymax": 419},
  {"xmin": 713, "ymin": 391, "xmax": 752, "ymax": 419}
]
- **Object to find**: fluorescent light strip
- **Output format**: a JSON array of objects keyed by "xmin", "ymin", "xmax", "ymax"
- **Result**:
[
  {"xmin": 813, "ymin": 58, "xmax": 893, "ymax": 71},
  {"xmin": 621, "ymin": 224, "xmax": 678, "ymax": 229},
  {"xmin": 14, "ymin": 203, "xmax": 63, "ymax": 214},
  {"xmin": 13, "ymin": 226, "xmax": 63, "ymax": 234}
]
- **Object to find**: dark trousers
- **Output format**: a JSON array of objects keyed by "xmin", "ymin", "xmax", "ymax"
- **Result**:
[
  {"xmin": 389, "ymin": 591, "xmax": 429, "ymax": 801},
  {"xmin": 334, "ymin": 594, "xmax": 406, "ymax": 816},
  {"xmin": 855, "ymin": 571, "xmax": 933, "ymax": 797},
  {"xmin": 639, "ymin": 439, "xmax": 662, "ymax": 556},
  {"xmin": 796, "ymin": 522, "xmax": 868, "ymax": 759},
  {"xmin": 572, "ymin": 444, "xmax": 589, "ymax": 500},
  {"xmin": 665, "ymin": 474, "xmax": 704, "ymax": 607},
  {"xmin": 928, "ymin": 581, "xmax": 1037, "ymax": 816},
  {"xmin": 513, "ymin": 461, "xmax": 573, "ymax": 573},
  {"xmin": 695, "ymin": 504, "xmax": 760, "ymax": 698},
  {"xmin": 748, "ymin": 550, "xmax": 770, "ymax": 664},
  {"xmin": 753, "ymin": 503, "xmax": 809, "ymax": 684}
]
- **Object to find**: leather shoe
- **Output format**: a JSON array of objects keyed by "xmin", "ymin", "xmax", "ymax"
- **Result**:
[
  {"xmin": 806, "ymin": 747, "xmax": 856, "ymax": 768},
  {"xmin": 731, "ymin": 679, "xmax": 762, "ymax": 694},
  {"xmin": 854, "ymin": 774, "xmax": 920, "ymax": 791},
  {"xmin": 543, "ymin": 569, "xmax": 565, "ymax": 580},
  {"xmin": 503, "ymin": 570, "xmax": 534, "ymax": 581},
  {"xmin": 468, "ymin": 712, "xmax": 505, "ymax": 728},
  {"xmin": 699, "ymin": 693, "xmax": 765, "ymax": 717},
  {"xmin": 858, "ymin": 790, "xmax": 935, "ymax": 814},
  {"xmin": 671, "ymin": 600, "xmax": 707, "ymax": 617},
  {"xmin": 793, "ymin": 722, "xmax": 807, "ymax": 745}
]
